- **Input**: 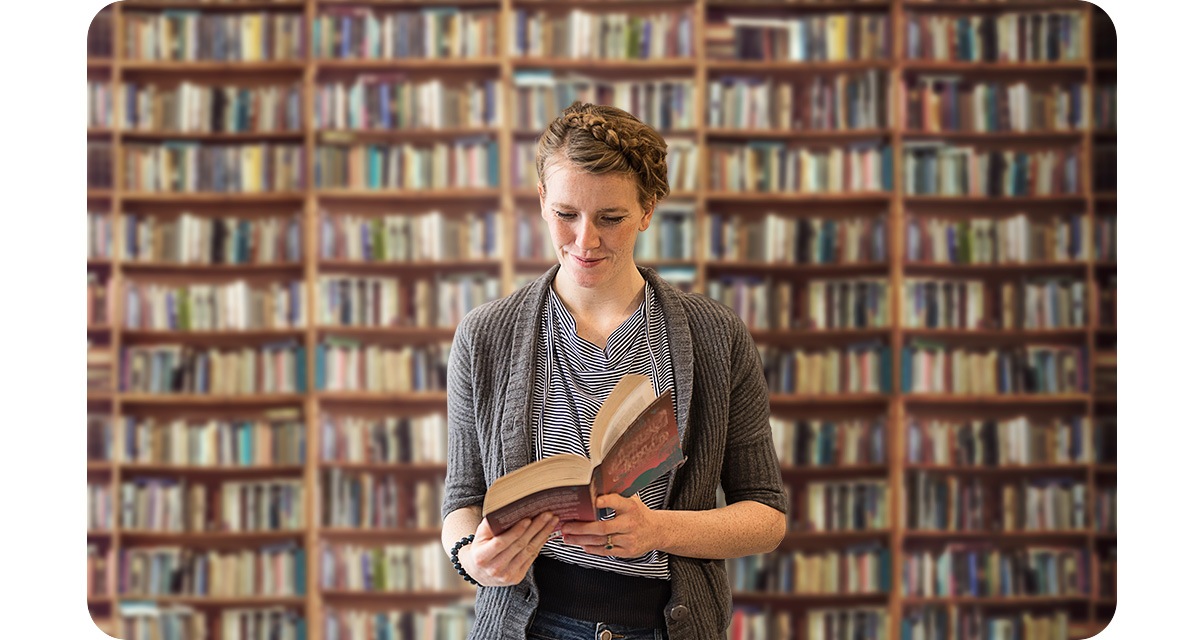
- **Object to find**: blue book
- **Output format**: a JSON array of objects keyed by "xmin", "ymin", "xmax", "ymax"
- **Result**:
[
  {"xmin": 901, "ymin": 346, "xmax": 912, "ymax": 393},
  {"xmin": 879, "ymin": 346, "xmax": 892, "ymax": 393},
  {"xmin": 315, "ymin": 344, "xmax": 327, "ymax": 390},
  {"xmin": 294, "ymin": 547, "xmax": 306, "ymax": 595},
  {"xmin": 487, "ymin": 140, "xmax": 500, "ymax": 187},
  {"xmin": 379, "ymin": 83, "xmax": 390, "ymax": 130},
  {"xmin": 295, "ymin": 344, "xmax": 307, "ymax": 391},
  {"xmin": 340, "ymin": 15, "xmax": 351, "ymax": 60}
]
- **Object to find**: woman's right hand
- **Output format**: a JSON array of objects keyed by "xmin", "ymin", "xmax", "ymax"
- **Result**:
[{"xmin": 459, "ymin": 512, "xmax": 559, "ymax": 587}]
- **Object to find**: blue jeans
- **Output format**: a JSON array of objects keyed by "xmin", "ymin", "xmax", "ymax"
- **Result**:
[{"xmin": 527, "ymin": 610, "xmax": 666, "ymax": 640}]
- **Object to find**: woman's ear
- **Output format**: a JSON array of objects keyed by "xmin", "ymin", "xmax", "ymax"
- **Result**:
[{"xmin": 639, "ymin": 204, "xmax": 655, "ymax": 231}]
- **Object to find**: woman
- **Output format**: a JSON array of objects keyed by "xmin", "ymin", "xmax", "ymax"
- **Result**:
[{"xmin": 441, "ymin": 102, "xmax": 787, "ymax": 639}]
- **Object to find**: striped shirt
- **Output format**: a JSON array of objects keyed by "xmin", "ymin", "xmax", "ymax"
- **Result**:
[{"xmin": 532, "ymin": 281, "xmax": 675, "ymax": 579}]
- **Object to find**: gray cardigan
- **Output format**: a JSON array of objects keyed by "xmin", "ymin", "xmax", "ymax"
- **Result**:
[{"xmin": 442, "ymin": 265, "xmax": 787, "ymax": 640}]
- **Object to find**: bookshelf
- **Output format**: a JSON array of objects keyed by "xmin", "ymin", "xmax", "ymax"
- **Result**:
[{"xmin": 86, "ymin": 1, "xmax": 1117, "ymax": 639}]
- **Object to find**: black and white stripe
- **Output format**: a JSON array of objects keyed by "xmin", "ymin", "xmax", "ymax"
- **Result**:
[{"xmin": 532, "ymin": 282, "xmax": 675, "ymax": 579}]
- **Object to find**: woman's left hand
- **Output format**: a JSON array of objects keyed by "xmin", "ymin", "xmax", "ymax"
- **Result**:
[{"xmin": 559, "ymin": 493, "xmax": 662, "ymax": 558}]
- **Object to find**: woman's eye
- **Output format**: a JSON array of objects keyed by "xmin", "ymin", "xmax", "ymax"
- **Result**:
[
  {"xmin": 601, "ymin": 216, "xmax": 625, "ymax": 225},
  {"xmin": 554, "ymin": 210, "xmax": 576, "ymax": 219}
]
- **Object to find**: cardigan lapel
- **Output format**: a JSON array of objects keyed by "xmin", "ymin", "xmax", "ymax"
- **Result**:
[
  {"xmin": 498, "ymin": 266, "xmax": 558, "ymax": 476},
  {"xmin": 639, "ymin": 266, "xmax": 693, "ymax": 446}
]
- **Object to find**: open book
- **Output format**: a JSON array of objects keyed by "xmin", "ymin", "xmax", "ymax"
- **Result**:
[{"xmin": 482, "ymin": 374, "xmax": 685, "ymax": 533}]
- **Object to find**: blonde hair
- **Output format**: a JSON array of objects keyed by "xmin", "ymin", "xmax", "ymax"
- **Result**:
[{"xmin": 535, "ymin": 101, "xmax": 670, "ymax": 210}]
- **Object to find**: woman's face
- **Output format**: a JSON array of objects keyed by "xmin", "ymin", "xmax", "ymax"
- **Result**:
[{"xmin": 538, "ymin": 157, "xmax": 653, "ymax": 292}]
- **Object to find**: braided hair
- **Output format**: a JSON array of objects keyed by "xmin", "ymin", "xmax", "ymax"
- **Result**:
[{"xmin": 535, "ymin": 101, "xmax": 670, "ymax": 210}]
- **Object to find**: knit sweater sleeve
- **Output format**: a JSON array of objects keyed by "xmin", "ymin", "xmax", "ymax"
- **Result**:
[
  {"xmin": 441, "ymin": 311, "xmax": 487, "ymax": 519},
  {"xmin": 717, "ymin": 306, "xmax": 788, "ymax": 513}
]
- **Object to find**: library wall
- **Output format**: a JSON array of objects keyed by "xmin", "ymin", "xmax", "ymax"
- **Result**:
[{"xmin": 86, "ymin": 1, "xmax": 1118, "ymax": 639}]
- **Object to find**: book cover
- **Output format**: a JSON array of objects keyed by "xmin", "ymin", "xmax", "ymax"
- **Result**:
[{"xmin": 482, "ymin": 374, "xmax": 684, "ymax": 533}]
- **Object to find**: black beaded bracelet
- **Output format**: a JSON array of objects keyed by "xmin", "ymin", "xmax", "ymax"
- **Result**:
[{"xmin": 450, "ymin": 534, "xmax": 481, "ymax": 587}]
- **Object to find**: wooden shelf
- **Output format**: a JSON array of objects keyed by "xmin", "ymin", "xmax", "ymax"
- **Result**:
[
  {"xmin": 318, "ymin": 128, "xmax": 499, "ymax": 142},
  {"xmin": 120, "ymin": 329, "xmax": 306, "ymax": 342},
  {"xmin": 316, "ymin": 59, "xmax": 502, "ymax": 71},
  {"xmin": 780, "ymin": 464, "xmax": 889, "ymax": 478},
  {"xmin": 902, "ymin": 61, "xmax": 1088, "ymax": 72},
  {"xmin": 902, "ymin": 130, "xmax": 1085, "ymax": 142},
  {"xmin": 119, "ymin": 530, "xmax": 305, "ymax": 544},
  {"xmin": 513, "ymin": 58, "xmax": 695, "ymax": 72},
  {"xmin": 88, "ymin": 128, "xmax": 113, "ymax": 137},
  {"xmin": 118, "ymin": 464, "xmax": 305, "ymax": 476},
  {"xmin": 318, "ymin": 259, "xmax": 501, "ymax": 273},
  {"xmin": 87, "ymin": 57, "xmax": 112, "ymax": 69},
  {"xmin": 87, "ymin": 462, "xmax": 113, "ymax": 472},
  {"xmin": 707, "ymin": 192, "xmax": 891, "ymax": 203},
  {"xmin": 87, "ymin": 324, "xmax": 112, "ymax": 334},
  {"xmin": 902, "ymin": 0, "xmax": 1088, "ymax": 9},
  {"xmin": 121, "ymin": 192, "xmax": 306, "ymax": 204},
  {"xmin": 319, "ymin": 527, "xmax": 443, "ymax": 540},
  {"xmin": 904, "ymin": 394, "xmax": 1092, "ymax": 404},
  {"xmin": 1097, "ymin": 464, "xmax": 1117, "ymax": 474},
  {"xmin": 770, "ymin": 394, "xmax": 892, "ymax": 406},
  {"xmin": 732, "ymin": 592, "xmax": 887, "ymax": 604},
  {"xmin": 320, "ymin": 590, "xmax": 475, "ymax": 603},
  {"xmin": 905, "ymin": 530, "xmax": 1091, "ymax": 540},
  {"xmin": 708, "ymin": 60, "xmax": 892, "ymax": 72},
  {"xmin": 750, "ymin": 328, "xmax": 891, "ymax": 343},
  {"xmin": 120, "ymin": 61, "xmax": 307, "ymax": 73},
  {"xmin": 707, "ymin": 261, "xmax": 889, "ymax": 276},
  {"xmin": 317, "ymin": 326, "xmax": 458, "ymax": 342},
  {"xmin": 121, "ymin": 130, "xmax": 305, "ymax": 142},
  {"xmin": 900, "ymin": 595, "xmax": 1092, "ymax": 605},
  {"xmin": 708, "ymin": 128, "xmax": 891, "ymax": 141},
  {"xmin": 781, "ymin": 530, "xmax": 891, "ymax": 544},
  {"xmin": 904, "ymin": 261, "xmax": 1089, "ymax": 273},
  {"xmin": 123, "ymin": 0, "xmax": 305, "ymax": 8},
  {"xmin": 87, "ymin": 189, "xmax": 113, "ymax": 199},
  {"xmin": 901, "ymin": 328, "xmax": 1089, "ymax": 341},
  {"xmin": 87, "ymin": 393, "xmax": 114, "ymax": 402},
  {"xmin": 315, "ymin": 189, "xmax": 502, "ymax": 201},
  {"xmin": 119, "ymin": 394, "xmax": 307, "ymax": 406},
  {"xmin": 320, "ymin": 462, "xmax": 446, "ymax": 473},
  {"xmin": 905, "ymin": 464, "xmax": 1090, "ymax": 475},
  {"xmin": 904, "ymin": 195, "xmax": 1087, "ymax": 204},
  {"xmin": 122, "ymin": 261, "xmax": 304, "ymax": 273},
  {"xmin": 115, "ymin": 596, "xmax": 306, "ymax": 607},
  {"xmin": 316, "ymin": 391, "xmax": 448, "ymax": 403}
]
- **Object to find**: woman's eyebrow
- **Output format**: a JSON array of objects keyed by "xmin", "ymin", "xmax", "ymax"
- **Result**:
[{"xmin": 549, "ymin": 202, "xmax": 630, "ymax": 214}]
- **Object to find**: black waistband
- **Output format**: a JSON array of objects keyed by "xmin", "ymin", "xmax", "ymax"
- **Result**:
[{"xmin": 533, "ymin": 556, "xmax": 672, "ymax": 629}]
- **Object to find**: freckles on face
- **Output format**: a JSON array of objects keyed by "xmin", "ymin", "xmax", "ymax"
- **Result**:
[{"xmin": 538, "ymin": 161, "xmax": 651, "ymax": 275}]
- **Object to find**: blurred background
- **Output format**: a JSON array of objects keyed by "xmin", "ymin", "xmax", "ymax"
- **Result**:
[{"xmin": 86, "ymin": 0, "xmax": 1117, "ymax": 638}]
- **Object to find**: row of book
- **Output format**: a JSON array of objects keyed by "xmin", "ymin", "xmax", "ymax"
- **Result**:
[
  {"xmin": 706, "ymin": 14, "xmax": 890, "ymax": 62},
  {"xmin": 123, "ymin": 12, "xmax": 306, "ymax": 62},
  {"xmin": 906, "ymin": 473, "xmax": 1087, "ymax": 532},
  {"xmin": 89, "ymin": 211, "xmax": 114, "ymax": 259},
  {"xmin": 316, "ymin": 340, "xmax": 449, "ymax": 393},
  {"xmin": 709, "ymin": 71, "xmax": 888, "ymax": 132},
  {"xmin": 313, "ymin": 76, "xmax": 499, "ymax": 131},
  {"xmin": 728, "ymin": 546, "xmax": 892, "ymax": 594},
  {"xmin": 511, "ymin": 138, "xmax": 700, "ymax": 193},
  {"xmin": 900, "ymin": 606, "xmax": 1069, "ymax": 640},
  {"xmin": 321, "ymin": 472, "xmax": 442, "ymax": 530},
  {"xmin": 902, "ymin": 145, "xmax": 1080, "ymax": 197},
  {"xmin": 901, "ymin": 343, "xmax": 1087, "ymax": 395},
  {"xmin": 319, "ymin": 211, "xmax": 500, "ymax": 262},
  {"xmin": 711, "ymin": 142, "xmax": 892, "ymax": 194},
  {"xmin": 89, "ymin": 414, "xmax": 114, "ymax": 461},
  {"xmin": 121, "ymin": 343, "xmax": 307, "ymax": 394},
  {"xmin": 90, "ymin": 483, "xmax": 115, "ymax": 530},
  {"xmin": 761, "ymin": 343, "xmax": 892, "ymax": 395},
  {"xmin": 319, "ymin": 541, "xmax": 470, "ymax": 592},
  {"xmin": 123, "ymin": 280, "xmax": 307, "ymax": 331},
  {"xmin": 729, "ymin": 606, "xmax": 888, "ymax": 640},
  {"xmin": 513, "ymin": 71, "xmax": 695, "ymax": 132},
  {"xmin": 1096, "ymin": 83, "xmax": 1116, "ymax": 130},
  {"xmin": 89, "ymin": 80, "xmax": 113, "ymax": 128},
  {"xmin": 121, "ymin": 82, "xmax": 302, "ymax": 134},
  {"xmin": 118, "ymin": 477, "xmax": 305, "ymax": 532},
  {"xmin": 88, "ymin": 8, "xmax": 113, "ymax": 57},
  {"xmin": 906, "ymin": 416, "xmax": 1100, "ymax": 466},
  {"xmin": 89, "ymin": 273, "xmax": 112, "ymax": 326},
  {"xmin": 324, "ymin": 606, "xmax": 473, "ymax": 640},
  {"xmin": 900, "ymin": 277, "xmax": 1087, "ymax": 330},
  {"xmin": 119, "ymin": 603, "xmax": 306, "ymax": 640},
  {"xmin": 320, "ymin": 413, "xmax": 447, "ymax": 464},
  {"xmin": 707, "ymin": 213, "xmax": 886, "ymax": 264},
  {"xmin": 89, "ymin": 142, "xmax": 114, "ymax": 188},
  {"xmin": 88, "ymin": 544, "xmax": 114, "ymax": 597},
  {"xmin": 119, "ymin": 544, "xmax": 305, "ymax": 597},
  {"xmin": 903, "ymin": 12, "xmax": 1086, "ymax": 63},
  {"xmin": 635, "ymin": 205, "xmax": 695, "ymax": 262},
  {"xmin": 1099, "ymin": 275, "xmax": 1115, "ymax": 326},
  {"xmin": 1096, "ymin": 215, "xmax": 1116, "ymax": 262},
  {"xmin": 511, "ymin": 9, "xmax": 694, "ymax": 60},
  {"xmin": 313, "ymin": 8, "xmax": 498, "ymax": 61},
  {"xmin": 316, "ymin": 274, "xmax": 500, "ymax": 328},
  {"xmin": 901, "ymin": 546, "xmax": 1089, "ymax": 598},
  {"xmin": 89, "ymin": 344, "xmax": 115, "ymax": 391},
  {"xmin": 314, "ymin": 139, "xmax": 499, "ymax": 190},
  {"xmin": 124, "ymin": 143, "xmax": 304, "ymax": 193},
  {"xmin": 904, "ymin": 213, "xmax": 1089, "ymax": 264},
  {"xmin": 707, "ymin": 277, "xmax": 891, "ymax": 331},
  {"xmin": 795, "ymin": 480, "xmax": 890, "ymax": 533},
  {"xmin": 771, "ymin": 417, "xmax": 887, "ymax": 467},
  {"xmin": 123, "ymin": 411, "xmax": 305, "ymax": 467},
  {"xmin": 122, "ymin": 213, "xmax": 303, "ymax": 265},
  {"xmin": 901, "ymin": 78, "xmax": 1087, "ymax": 133}
]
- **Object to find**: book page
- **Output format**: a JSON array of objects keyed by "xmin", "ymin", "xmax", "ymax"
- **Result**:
[{"xmin": 592, "ymin": 391, "xmax": 683, "ymax": 498}]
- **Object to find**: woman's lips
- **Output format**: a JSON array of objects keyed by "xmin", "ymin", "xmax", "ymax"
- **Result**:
[{"xmin": 572, "ymin": 255, "xmax": 604, "ymax": 268}]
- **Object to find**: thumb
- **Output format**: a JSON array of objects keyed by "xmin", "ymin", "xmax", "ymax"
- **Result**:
[
  {"xmin": 595, "ymin": 492, "xmax": 640, "ymax": 513},
  {"xmin": 474, "ymin": 516, "xmax": 498, "ymax": 541}
]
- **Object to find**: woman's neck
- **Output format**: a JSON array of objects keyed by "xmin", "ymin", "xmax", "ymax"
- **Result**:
[{"xmin": 552, "ymin": 265, "xmax": 646, "ymax": 331}]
